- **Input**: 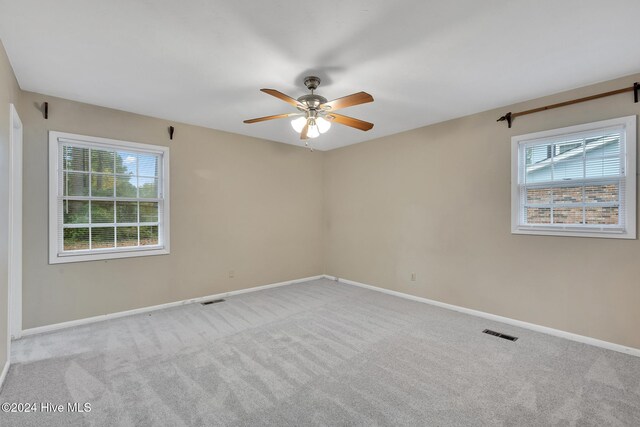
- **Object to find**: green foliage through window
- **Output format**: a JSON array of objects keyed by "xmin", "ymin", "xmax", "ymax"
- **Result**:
[{"xmin": 61, "ymin": 144, "xmax": 162, "ymax": 251}]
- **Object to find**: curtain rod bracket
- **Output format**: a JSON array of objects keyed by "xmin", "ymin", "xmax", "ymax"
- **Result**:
[
  {"xmin": 44, "ymin": 102, "xmax": 48, "ymax": 119},
  {"xmin": 169, "ymin": 126, "xmax": 174, "ymax": 140},
  {"xmin": 634, "ymin": 82, "xmax": 639, "ymax": 103},
  {"xmin": 497, "ymin": 112, "xmax": 512, "ymax": 128}
]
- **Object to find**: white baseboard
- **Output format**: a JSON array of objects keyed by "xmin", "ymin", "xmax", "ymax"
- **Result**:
[
  {"xmin": 325, "ymin": 275, "xmax": 640, "ymax": 358},
  {"xmin": 0, "ymin": 361, "xmax": 9, "ymax": 393},
  {"xmin": 20, "ymin": 275, "xmax": 324, "ymax": 338}
]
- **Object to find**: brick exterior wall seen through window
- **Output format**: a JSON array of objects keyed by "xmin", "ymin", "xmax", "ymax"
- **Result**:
[{"xmin": 525, "ymin": 184, "xmax": 619, "ymax": 225}]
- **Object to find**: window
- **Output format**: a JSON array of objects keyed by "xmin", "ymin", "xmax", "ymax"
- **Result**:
[
  {"xmin": 49, "ymin": 132, "xmax": 170, "ymax": 263},
  {"xmin": 511, "ymin": 116, "xmax": 636, "ymax": 239}
]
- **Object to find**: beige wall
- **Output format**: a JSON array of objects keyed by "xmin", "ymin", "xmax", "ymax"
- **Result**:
[
  {"xmin": 0, "ymin": 41, "xmax": 20, "ymax": 374},
  {"xmin": 324, "ymin": 73, "xmax": 640, "ymax": 349},
  {"xmin": 19, "ymin": 91, "xmax": 324, "ymax": 329}
]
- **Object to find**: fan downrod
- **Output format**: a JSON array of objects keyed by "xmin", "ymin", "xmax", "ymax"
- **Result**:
[{"xmin": 297, "ymin": 76, "xmax": 327, "ymax": 111}]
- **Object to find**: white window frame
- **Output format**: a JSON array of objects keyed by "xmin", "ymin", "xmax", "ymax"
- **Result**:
[
  {"xmin": 49, "ymin": 131, "xmax": 170, "ymax": 263},
  {"xmin": 511, "ymin": 116, "xmax": 636, "ymax": 239}
]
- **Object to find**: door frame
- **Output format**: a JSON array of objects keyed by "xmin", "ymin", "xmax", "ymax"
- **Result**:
[{"xmin": 8, "ymin": 103, "xmax": 22, "ymax": 345}]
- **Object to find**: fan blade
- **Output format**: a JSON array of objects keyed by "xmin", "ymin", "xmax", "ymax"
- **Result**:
[
  {"xmin": 319, "ymin": 92, "xmax": 373, "ymax": 111},
  {"xmin": 261, "ymin": 89, "xmax": 305, "ymax": 109},
  {"xmin": 301, "ymin": 122, "xmax": 309, "ymax": 140},
  {"xmin": 244, "ymin": 113, "xmax": 300, "ymax": 124},
  {"xmin": 326, "ymin": 113, "xmax": 374, "ymax": 131}
]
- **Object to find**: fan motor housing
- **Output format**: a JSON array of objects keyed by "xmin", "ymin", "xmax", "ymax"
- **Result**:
[{"xmin": 297, "ymin": 94, "xmax": 327, "ymax": 111}]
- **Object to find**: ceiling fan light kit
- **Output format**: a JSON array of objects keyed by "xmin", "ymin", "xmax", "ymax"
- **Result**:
[
  {"xmin": 291, "ymin": 114, "xmax": 331, "ymax": 137},
  {"xmin": 244, "ymin": 75, "xmax": 374, "ymax": 149}
]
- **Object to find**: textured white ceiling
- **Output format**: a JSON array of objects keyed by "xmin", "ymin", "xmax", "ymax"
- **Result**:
[{"xmin": 2, "ymin": 1, "xmax": 640, "ymax": 150}]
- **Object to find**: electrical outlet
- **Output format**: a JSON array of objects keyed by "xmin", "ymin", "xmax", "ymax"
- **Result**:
[
  {"xmin": 411, "ymin": 272, "xmax": 416, "ymax": 281},
  {"xmin": 229, "ymin": 270, "xmax": 235, "ymax": 279}
]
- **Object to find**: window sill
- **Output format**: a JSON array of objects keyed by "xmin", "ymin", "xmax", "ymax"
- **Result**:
[
  {"xmin": 512, "ymin": 225, "xmax": 635, "ymax": 239},
  {"xmin": 49, "ymin": 246, "xmax": 170, "ymax": 264}
]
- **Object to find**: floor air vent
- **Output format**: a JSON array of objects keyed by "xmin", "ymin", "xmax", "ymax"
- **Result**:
[
  {"xmin": 201, "ymin": 299, "xmax": 225, "ymax": 306},
  {"xmin": 483, "ymin": 329, "xmax": 518, "ymax": 341}
]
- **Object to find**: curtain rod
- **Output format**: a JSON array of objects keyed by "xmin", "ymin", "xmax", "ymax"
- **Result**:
[{"xmin": 497, "ymin": 82, "xmax": 640, "ymax": 128}]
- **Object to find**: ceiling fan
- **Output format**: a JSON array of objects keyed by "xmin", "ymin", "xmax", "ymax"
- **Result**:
[{"xmin": 243, "ymin": 76, "xmax": 374, "ymax": 146}]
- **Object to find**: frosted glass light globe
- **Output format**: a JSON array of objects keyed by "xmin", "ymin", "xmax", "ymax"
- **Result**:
[
  {"xmin": 291, "ymin": 116, "xmax": 307, "ymax": 133},
  {"xmin": 307, "ymin": 125, "xmax": 320, "ymax": 139},
  {"xmin": 316, "ymin": 117, "xmax": 331, "ymax": 134}
]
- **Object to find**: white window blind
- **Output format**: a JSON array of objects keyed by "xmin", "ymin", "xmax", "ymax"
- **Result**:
[
  {"xmin": 49, "ymin": 132, "xmax": 170, "ymax": 263},
  {"xmin": 511, "ymin": 116, "xmax": 636, "ymax": 239}
]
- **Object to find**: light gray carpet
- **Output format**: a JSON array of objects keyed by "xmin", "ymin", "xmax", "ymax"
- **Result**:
[{"xmin": 1, "ymin": 278, "xmax": 639, "ymax": 426}]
